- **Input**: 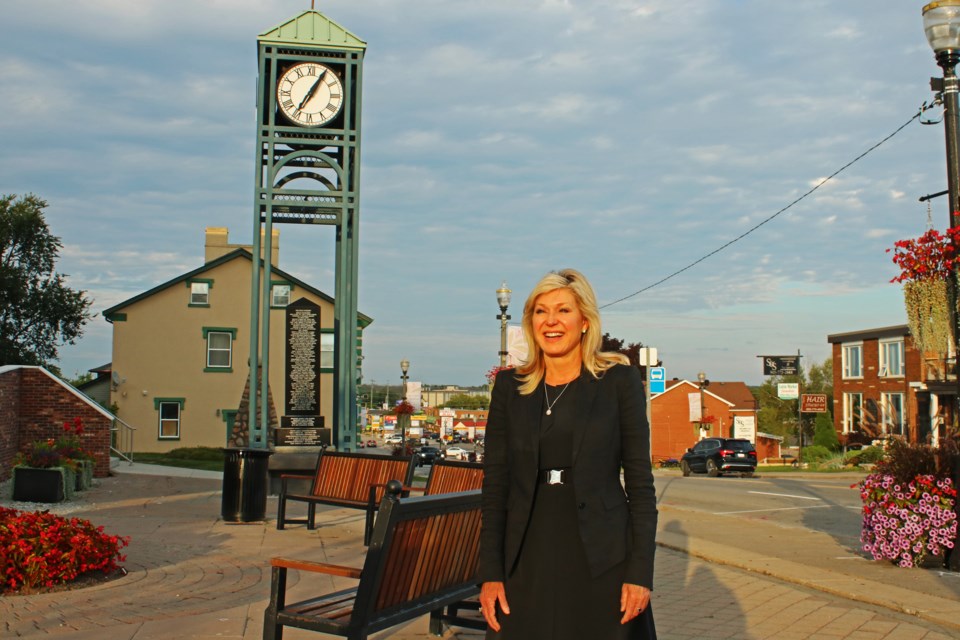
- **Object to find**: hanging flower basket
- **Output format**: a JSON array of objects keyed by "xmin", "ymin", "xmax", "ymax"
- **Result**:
[{"xmin": 888, "ymin": 227, "xmax": 960, "ymax": 358}]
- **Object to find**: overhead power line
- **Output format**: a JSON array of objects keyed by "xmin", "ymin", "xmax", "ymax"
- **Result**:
[{"xmin": 600, "ymin": 101, "xmax": 939, "ymax": 310}]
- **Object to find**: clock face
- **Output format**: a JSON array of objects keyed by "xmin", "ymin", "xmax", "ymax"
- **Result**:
[{"xmin": 277, "ymin": 62, "xmax": 344, "ymax": 127}]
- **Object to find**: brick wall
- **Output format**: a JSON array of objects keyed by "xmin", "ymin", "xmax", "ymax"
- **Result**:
[
  {"xmin": 832, "ymin": 335, "xmax": 919, "ymax": 441},
  {"xmin": 0, "ymin": 367, "xmax": 113, "ymax": 481},
  {"xmin": 0, "ymin": 369, "xmax": 22, "ymax": 481},
  {"xmin": 651, "ymin": 384, "xmax": 741, "ymax": 462}
]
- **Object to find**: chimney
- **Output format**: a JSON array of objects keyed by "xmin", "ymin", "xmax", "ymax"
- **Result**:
[{"xmin": 204, "ymin": 227, "xmax": 279, "ymax": 266}]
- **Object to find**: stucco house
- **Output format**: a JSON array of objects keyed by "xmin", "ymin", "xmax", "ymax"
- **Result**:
[{"xmin": 102, "ymin": 228, "xmax": 371, "ymax": 453}]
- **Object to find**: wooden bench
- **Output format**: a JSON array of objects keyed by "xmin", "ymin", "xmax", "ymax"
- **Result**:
[
  {"xmin": 276, "ymin": 449, "xmax": 416, "ymax": 545},
  {"xmin": 361, "ymin": 459, "xmax": 484, "ymax": 548},
  {"xmin": 264, "ymin": 481, "xmax": 483, "ymax": 640}
]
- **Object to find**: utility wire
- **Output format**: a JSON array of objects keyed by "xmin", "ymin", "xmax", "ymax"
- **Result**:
[{"xmin": 600, "ymin": 101, "xmax": 939, "ymax": 310}]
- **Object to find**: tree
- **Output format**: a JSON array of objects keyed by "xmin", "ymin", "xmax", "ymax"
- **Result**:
[
  {"xmin": 813, "ymin": 412, "xmax": 840, "ymax": 450},
  {"xmin": 752, "ymin": 357, "xmax": 834, "ymax": 444},
  {"xmin": 441, "ymin": 394, "xmax": 488, "ymax": 410},
  {"xmin": 0, "ymin": 194, "xmax": 92, "ymax": 370}
]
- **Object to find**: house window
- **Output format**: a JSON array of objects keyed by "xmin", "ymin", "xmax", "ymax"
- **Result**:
[
  {"xmin": 879, "ymin": 339, "xmax": 904, "ymax": 377},
  {"xmin": 842, "ymin": 343, "xmax": 863, "ymax": 379},
  {"xmin": 321, "ymin": 331, "xmax": 334, "ymax": 369},
  {"xmin": 271, "ymin": 284, "xmax": 291, "ymax": 307},
  {"xmin": 190, "ymin": 282, "xmax": 209, "ymax": 305},
  {"xmin": 207, "ymin": 331, "xmax": 232, "ymax": 369},
  {"xmin": 155, "ymin": 398, "xmax": 185, "ymax": 439},
  {"xmin": 843, "ymin": 392, "xmax": 862, "ymax": 433},
  {"xmin": 881, "ymin": 392, "xmax": 905, "ymax": 436}
]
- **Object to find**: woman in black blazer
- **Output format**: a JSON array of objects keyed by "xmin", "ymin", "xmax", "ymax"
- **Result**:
[{"xmin": 479, "ymin": 269, "xmax": 657, "ymax": 640}]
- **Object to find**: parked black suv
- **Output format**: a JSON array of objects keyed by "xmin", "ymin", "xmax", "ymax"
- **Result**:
[
  {"xmin": 415, "ymin": 446, "xmax": 441, "ymax": 467},
  {"xmin": 680, "ymin": 438, "xmax": 757, "ymax": 477}
]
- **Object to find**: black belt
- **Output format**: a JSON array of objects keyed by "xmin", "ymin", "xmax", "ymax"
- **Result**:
[{"xmin": 538, "ymin": 468, "xmax": 572, "ymax": 485}]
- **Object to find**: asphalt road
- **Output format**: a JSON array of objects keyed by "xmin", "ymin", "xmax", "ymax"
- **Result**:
[{"xmin": 656, "ymin": 471, "xmax": 864, "ymax": 549}]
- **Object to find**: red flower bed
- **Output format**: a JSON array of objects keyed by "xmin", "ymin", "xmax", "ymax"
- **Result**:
[{"xmin": 0, "ymin": 507, "xmax": 129, "ymax": 593}]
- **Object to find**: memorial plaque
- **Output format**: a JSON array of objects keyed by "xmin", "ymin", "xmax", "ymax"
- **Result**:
[
  {"xmin": 285, "ymin": 298, "xmax": 322, "ymax": 417},
  {"xmin": 275, "ymin": 426, "xmax": 331, "ymax": 447}
]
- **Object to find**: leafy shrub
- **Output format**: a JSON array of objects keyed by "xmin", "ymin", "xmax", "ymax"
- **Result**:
[
  {"xmin": 801, "ymin": 445, "xmax": 832, "ymax": 463},
  {"xmin": 846, "ymin": 446, "xmax": 885, "ymax": 466},
  {"xmin": 813, "ymin": 413, "xmax": 839, "ymax": 450},
  {"xmin": 874, "ymin": 438, "xmax": 937, "ymax": 484},
  {"xmin": 0, "ymin": 507, "xmax": 129, "ymax": 592}
]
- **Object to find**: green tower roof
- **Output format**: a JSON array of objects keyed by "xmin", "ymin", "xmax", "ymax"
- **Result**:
[{"xmin": 259, "ymin": 9, "xmax": 366, "ymax": 50}]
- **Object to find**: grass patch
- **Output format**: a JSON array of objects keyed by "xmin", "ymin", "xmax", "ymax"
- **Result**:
[{"xmin": 133, "ymin": 447, "xmax": 225, "ymax": 472}]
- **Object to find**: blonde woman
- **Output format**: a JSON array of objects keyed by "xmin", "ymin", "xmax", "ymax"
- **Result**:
[{"xmin": 479, "ymin": 268, "xmax": 658, "ymax": 639}]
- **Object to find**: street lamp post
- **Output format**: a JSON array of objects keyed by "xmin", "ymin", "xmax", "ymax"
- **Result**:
[
  {"xmin": 924, "ymin": 1, "xmax": 960, "ymax": 433},
  {"xmin": 400, "ymin": 358, "xmax": 410, "ymax": 444},
  {"xmin": 496, "ymin": 281, "xmax": 512, "ymax": 368}
]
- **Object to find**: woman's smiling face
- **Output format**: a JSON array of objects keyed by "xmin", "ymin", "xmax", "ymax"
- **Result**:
[{"xmin": 531, "ymin": 288, "xmax": 587, "ymax": 362}]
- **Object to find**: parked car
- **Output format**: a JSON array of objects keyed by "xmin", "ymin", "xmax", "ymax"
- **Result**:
[
  {"xmin": 681, "ymin": 438, "xmax": 757, "ymax": 477},
  {"xmin": 415, "ymin": 446, "xmax": 440, "ymax": 466},
  {"xmin": 441, "ymin": 446, "xmax": 468, "ymax": 461},
  {"xmin": 385, "ymin": 434, "xmax": 403, "ymax": 445},
  {"xmin": 365, "ymin": 439, "xmax": 378, "ymax": 448}
]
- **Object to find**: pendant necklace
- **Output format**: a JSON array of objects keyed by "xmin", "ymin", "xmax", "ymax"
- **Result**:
[{"xmin": 543, "ymin": 379, "xmax": 572, "ymax": 415}]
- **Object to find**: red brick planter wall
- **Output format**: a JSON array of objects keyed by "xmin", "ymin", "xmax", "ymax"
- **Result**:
[{"xmin": 0, "ymin": 367, "xmax": 113, "ymax": 481}]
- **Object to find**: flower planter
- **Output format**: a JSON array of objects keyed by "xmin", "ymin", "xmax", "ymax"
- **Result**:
[
  {"xmin": 12, "ymin": 466, "xmax": 69, "ymax": 503},
  {"xmin": 859, "ymin": 473, "xmax": 958, "ymax": 568}
]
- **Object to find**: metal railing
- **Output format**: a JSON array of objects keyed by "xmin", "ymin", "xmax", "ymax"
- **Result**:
[{"xmin": 110, "ymin": 417, "xmax": 136, "ymax": 465}]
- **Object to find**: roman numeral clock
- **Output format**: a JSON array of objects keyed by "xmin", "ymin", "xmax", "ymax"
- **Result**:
[{"xmin": 246, "ymin": 9, "xmax": 366, "ymax": 451}]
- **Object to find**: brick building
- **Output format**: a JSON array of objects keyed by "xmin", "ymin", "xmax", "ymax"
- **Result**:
[
  {"xmin": 827, "ymin": 324, "xmax": 947, "ymax": 445},
  {"xmin": 650, "ymin": 379, "xmax": 776, "ymax": 463},
  {"xmin": 0, "ymin": 365, "xmax": 114, "ymax": 482}
]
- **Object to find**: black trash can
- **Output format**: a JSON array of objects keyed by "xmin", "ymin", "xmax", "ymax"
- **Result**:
[{"xmin": 221, "ymin": 447, "xmax": 273, "ymax": 522}]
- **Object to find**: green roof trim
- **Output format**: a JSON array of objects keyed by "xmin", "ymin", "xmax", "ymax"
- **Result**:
[{"xmin": 259, "ymin": 10, "xmax": 366, "ymax": 50}]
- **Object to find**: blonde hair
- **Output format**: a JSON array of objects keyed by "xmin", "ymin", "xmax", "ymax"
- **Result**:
[{"xmin": 516, "ymin": 268, "xmax": 628, "ymax": 395}]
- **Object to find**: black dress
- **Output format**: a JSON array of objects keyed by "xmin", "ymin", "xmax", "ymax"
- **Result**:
[{"xmin": 487, "ymin": 379, "xmax": 656, "ymax": 640}]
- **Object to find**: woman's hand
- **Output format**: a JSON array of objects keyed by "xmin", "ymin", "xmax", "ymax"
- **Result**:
[
  {"xmin": 480, "ymin": 581, "xmax": 510, "ymax": 632},
  {"xmin": 620, "ymin": 582, "xmax": 650, "ymax": 624}
]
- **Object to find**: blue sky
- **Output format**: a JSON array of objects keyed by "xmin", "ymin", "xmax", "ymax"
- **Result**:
[{"xmin": 0, "ymin": 1, "xmax": 947, "ymax": 388}]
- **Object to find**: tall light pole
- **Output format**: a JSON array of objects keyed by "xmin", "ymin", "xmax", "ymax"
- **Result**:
[
  {"xmin": 496, "ymin": 281, "xmax": 512, "ymax": 368},
  {"xmin": 924, "ymin": 1, "xmax": 960, "ymax": 433},
  {"xmin": 400, "ymin": 358, "xmax": 410, "ymax": 444}
]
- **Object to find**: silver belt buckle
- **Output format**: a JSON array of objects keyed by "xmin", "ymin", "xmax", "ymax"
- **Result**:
[{"xmin": 547, "ymin": 469, "xmax": 563, "ymax": 485}]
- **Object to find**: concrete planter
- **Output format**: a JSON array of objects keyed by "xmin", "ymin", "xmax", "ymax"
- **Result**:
[
  {"xmin": 73, "ymin": 459, "xmax": 94, "ymax": 491},
  {"xmin": 11, "ymin": 466, "xmax": 73, "ymax": 503}
]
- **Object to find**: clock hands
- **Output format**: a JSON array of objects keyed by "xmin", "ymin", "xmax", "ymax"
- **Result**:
[{"xmin": 297, "ymin": 68, "xmax": 328, "ymax": 110}]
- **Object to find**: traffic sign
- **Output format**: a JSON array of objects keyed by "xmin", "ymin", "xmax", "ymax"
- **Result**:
[{"xmin": 649, "ymin": 367, "xmax": 665, "ymax": 394}]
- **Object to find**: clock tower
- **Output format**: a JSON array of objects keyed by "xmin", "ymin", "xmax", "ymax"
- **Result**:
[{"xmin": 247, "ymin": 9, "xmax": 366, "ymax": 451}]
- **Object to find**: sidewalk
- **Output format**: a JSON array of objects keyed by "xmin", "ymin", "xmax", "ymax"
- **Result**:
[{"xmin": 0, "ymin": 465, "xmax": 957, "ymax": 639}]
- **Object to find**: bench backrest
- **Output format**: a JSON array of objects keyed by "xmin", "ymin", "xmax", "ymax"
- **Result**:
[
  {"xmin": 354, "ymin": 485, "xmax": 481, "ymax": 625},
  {"xmin": 310, "ymin": 451, "xmax": 415, "ymax": 503},
  {"xmin": 424, "ymin": 459, "xmax": 484, "ymax": 496}
]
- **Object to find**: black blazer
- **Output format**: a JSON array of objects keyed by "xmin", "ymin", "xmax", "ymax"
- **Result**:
[{"xmin": 479, "ymin": 363, "xmax": 658, "ymax": 588}]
